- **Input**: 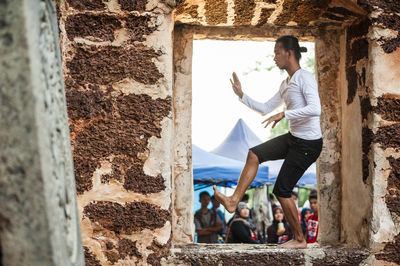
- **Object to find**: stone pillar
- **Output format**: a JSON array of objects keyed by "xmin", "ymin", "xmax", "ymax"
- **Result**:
[
  {"xmin": 172, "ymin": 25, "xmax": 195, "ymax": 244},
  {"xmin": 0, "ymin": 0, "xmax": 84, "ymax": 265},
  {"xmin": 366, "ymin": 8, "xmax": 400, "ymax": 264},
  {"xmin": 315, "ymin": 29, "xmax": 342, "ymax": 244}
]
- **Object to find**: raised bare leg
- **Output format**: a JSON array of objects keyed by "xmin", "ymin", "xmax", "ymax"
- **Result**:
[
  {"xmin": 213, "ymin": 150, "xmax": 259, "ymax": 213},
  {"xmin": 276, "ymin": 196, "xmax": 307, "ymax": 249}
]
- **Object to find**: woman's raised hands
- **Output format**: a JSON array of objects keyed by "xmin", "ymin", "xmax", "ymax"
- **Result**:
[{"xmin": 230, "ymin": 72, "xmax": 244, "ymax": 99}]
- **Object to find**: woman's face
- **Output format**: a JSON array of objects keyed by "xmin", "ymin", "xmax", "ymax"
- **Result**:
[
  {"xmin": 304, "ymin": 210, "xmax": 311, "ymax": 221},
  {"xmin": 274, "ymin": 209, "xmax": 284, "ymax": 222},
  {"xmin": 239, "ymin": 206, "xmax": 249, "ymax": 218}
]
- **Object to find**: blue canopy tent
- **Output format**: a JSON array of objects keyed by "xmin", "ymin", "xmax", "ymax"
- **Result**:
[
  {"xmin": 211, "ymin": 119, "xmax": 317, "ymax": 186},
  {"xmin": 193, "ymin": 145, "xmax": 269, "ymax": 189}
]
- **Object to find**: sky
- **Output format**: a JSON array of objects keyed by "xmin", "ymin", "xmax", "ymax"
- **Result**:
[{"xmin": 192, "ymin": 40, "xmax": 315, "ymax": 152}]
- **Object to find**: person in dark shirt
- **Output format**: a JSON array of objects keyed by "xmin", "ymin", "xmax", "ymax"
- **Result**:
[
  {"xmin": 194, "ymin": 191, "xmax": 222, "ymax": 243},
  {"xmin": 226, "ymin": 202, "xmax": 259, "ymax": 244},
  {"xmin": 267, "ymin": 206, "xmax": 293, "ymax": 244}
]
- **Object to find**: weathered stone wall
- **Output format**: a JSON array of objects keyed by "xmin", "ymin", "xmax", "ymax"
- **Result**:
[
  {"xmin": 340, "ymin": 17, "xmax": 373, "ymax": 247},
  {"xmin": 57, "ymin": 0, "xmax": 175, "ymax": 264},
  {"xmin": 359, "ymin": 1, "xmax": 400, "ymax": 264},
  {"xmin": 0, "ymin": 0, "xmax": 84, "ymax": 265},
  {"xmin": 315, "ymin": 29, "xmax": 342, "ymax": 245},
  {"xmin": 172, "ymin": 25, "xmax": 195, "ymax": 244}
]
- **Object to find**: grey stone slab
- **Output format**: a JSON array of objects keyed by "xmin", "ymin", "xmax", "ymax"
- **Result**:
[{"xmin": 0, "ymin": 0, "xmax": 84, "ymax": 265}]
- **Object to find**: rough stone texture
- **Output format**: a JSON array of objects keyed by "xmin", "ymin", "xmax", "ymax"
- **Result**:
[
  {"xmin": 275, "ymin": 0, "xmax": 331, "ymax": 26},
  {"xmin": 233, "ymin": 0, "xmax": 256, "ymax": 25},
  {"xmin": 169, "ymin": 244, "xmax": 370, "ymax": 265},
  {"xmin": 341, "ymin": 16, "xmax": 373, "ymax": 247},
  {"xmin": 315, "ymin": 30, "xmax": 342, "ymax": 244},
  {"xmin": 84, "ymin": 201, "xmax": 170, "ymax": 233},
  {"xmin": 172, "ymin": 25, "xmax": 195, "ymax": 244},
  {"xmin": 146, "ymin": 240, "xmax": 171, "ymax": 265},
  {"xmin": 67, "ymin": 90, "xmax": 171, "ymax": 194},
  {"xmin": 175, "ymin": 0, "xmax": 365, "ymax": 27},
  {"xmin": 118, "ymin": 238, "xmax": 142, "ymax": 259},
  {"xmin": 374, "ymin": 124, "xmax": 400, "ymax": 151},
  {"xmin": 125, "ymin": 14, "xmax": 157, "ymax": 43},
  {"xmin": 84, "ymin": 247, "xmax": 101, "ymax": 266},
  {"xmin": 373, "ymin": 13, "xmax": 400, "ymax": 54},
  {"xmin": 385, "ymin": 156, "xmax": 400, "ymax": 216},
  {"xmin": 66, "ymin": 0, "xmax": 106, "ymax": 11},
  {"xmin": 0, "ymin": 0, "xmax": 84, "ymax": 265},
  {"xmin": 375, "ymin": 233, "xmax": 400, "ymax": 264},
  {"xmin": 375, "ymin": 95, "xmax": 400, "ymax": 121},
  {"xmin": 66, "ymin": 44, "xmax": 163, "ymax": 86},
  {"xmin": 118, "ymin": 0, "xmax": 148, "ymax": 12},
  {"xmin": 346, "ymin": 19, "xmax": 370, "ymax": 105},
  {"xmin": 204, "ymin": 0, "xmax": 228, "ymax": 26},
  {"xmin": 257, "ymin": 8, "xmax": 274, "ymax": 26},
  {"xmin": 65, "ymin": 14, "xmax": 122, "ymax": 42}
]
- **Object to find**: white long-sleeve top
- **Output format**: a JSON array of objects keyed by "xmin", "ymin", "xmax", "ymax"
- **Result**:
[{"xmin": 240, "ymin": 68, "xmax": 322, "ymax": 140}]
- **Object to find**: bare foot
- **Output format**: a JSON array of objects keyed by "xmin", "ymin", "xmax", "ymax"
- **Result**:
[
  {"xmin": 213, "ymin": 185, "xmax": 238, "ymax": 213},
  {"xmin": 279, "ymin": 239, "xmax": 307, "ymax": 249}
]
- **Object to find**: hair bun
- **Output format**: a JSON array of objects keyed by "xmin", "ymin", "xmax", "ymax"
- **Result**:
[{"xmin": 300, "ymin": 47, "xmax": 307, "ymax": 53}]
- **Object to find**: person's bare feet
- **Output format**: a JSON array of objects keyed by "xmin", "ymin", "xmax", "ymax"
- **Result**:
[
  {"xmin": 279, "ymin": 239, "xmax": 307, "ymax": 249},
  {"xmin": 213, "ymin": 185, "xmax": 238, "ymax": 213}
]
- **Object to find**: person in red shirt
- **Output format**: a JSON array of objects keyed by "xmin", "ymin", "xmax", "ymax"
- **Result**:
[{"xmin": 306, "ymin": 191, "xmax": 318, "ymax": 243}]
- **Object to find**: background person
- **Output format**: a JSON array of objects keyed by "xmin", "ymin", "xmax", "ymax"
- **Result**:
[
  {"xmin": 267, "ymin": 206, "xmax": 293, "ymax": 244},
  {"xmin": 194, "ymin": 191, "xmax": 223, "ymax": 243},
  {"xmin": 306, "ymin": 191, "xmax": 319, "ymax": 243},
  {"xmin": 226, "ymin": 202, "xmax": 259, "ymax": 244}
]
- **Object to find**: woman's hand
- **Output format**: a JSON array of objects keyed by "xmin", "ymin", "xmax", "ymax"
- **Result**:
[
  {"xmin": 262, "ymin": 112, "xmax": 285, "ymax": 128},
  {"xmin": 230, "ymin": 72, "xmax": 243, "ymax": 99}
]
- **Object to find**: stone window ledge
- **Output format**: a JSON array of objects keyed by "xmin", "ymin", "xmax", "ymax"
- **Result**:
[{"xmin": 169, "ymin": 244, "xmax": 370, "ymax": 265}]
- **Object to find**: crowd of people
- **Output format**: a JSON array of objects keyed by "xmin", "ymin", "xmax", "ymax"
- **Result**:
[{"xmin": 194, "ymin": 189, "xmax": 319, "ymax": 245}]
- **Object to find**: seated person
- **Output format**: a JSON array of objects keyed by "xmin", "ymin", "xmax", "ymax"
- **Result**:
[
  {"xmin": 267, "ymin": 207, "xmax": 293, "ymax": 244},
  {"xmin": 226, "ymin": 202, "xmax": 259, "ymax": 244},
  {"xmin": 300, "ymin": 207, "xmax": 312, "ymax": 237},
  {"xmin": 194, "ymin": 191, "xmax": 222, "ymax": 243},
  {"xmin": 306, "ymin": 191, "xmax": 319, "ymax": 243}
]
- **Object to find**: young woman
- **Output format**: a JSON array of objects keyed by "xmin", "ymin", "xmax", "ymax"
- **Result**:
[
  {"xmin": 267, "ymin": 207, "xmax": 293, "ymax": 244},
  {"xmin": 226, "ymin": 202, "xmax": 259, "ymax": 244},
  {"xmin": 214, "ymin": 35, "xmax": 323, "ymax": 249}
]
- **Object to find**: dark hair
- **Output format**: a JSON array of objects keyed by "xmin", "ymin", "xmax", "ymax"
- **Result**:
[
  {"xmin": 276, "ymin": 35, "xmax": 307, "ymax": 61},
  {"xmin": 241, "ymin": 194, "xmax": 249, "ymax": 201},
  {"xmin": 269, "ymin": 193, "xmax": 275, "ymax": 200},
  {"xmin": 199, "ymin": 191, "xmax": 211, "ymax": 199},
  {"xmin": 309, "ymin": 190, "xmax": 318, "ymax": 200},
  {"xmin": 291, "ymin": 191, "xmax": 298, "ymax": 198}
]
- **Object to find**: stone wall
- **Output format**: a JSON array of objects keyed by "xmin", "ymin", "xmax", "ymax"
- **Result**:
[
  {"xmin": 360, "ymin": 1, "xmax": 400, "ymax": 264},
  {"xmin": 0, "ymin": 0, "xmax": 84, "ymax": 265},
  {"xmin": 57, "ymin": 0, "xmax": 176, "ymax": 264},
  {"xmin": 315, "ymin": 29, "xmax": 342, "ymax": 245},
  {"xmin": 340, "ymin": 17, "xmax": 372, "ymax": 247}
]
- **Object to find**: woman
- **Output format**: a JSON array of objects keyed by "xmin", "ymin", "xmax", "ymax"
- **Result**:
[
  {"xmin": 226, "ymin": 202, "xmax": 259, "ymax": 244},
  {"xmin": 267, "ymin": 207, "xmax": 293, "ymax": 244},
  {"xmin": 300, "ymin": 207, "xmax": 312, "ymax": 237}
]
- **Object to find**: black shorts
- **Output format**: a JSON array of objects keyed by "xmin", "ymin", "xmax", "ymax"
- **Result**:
[{"xmin": 250, "ymin": 132, "xmax": 323, "ymax": 198}]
